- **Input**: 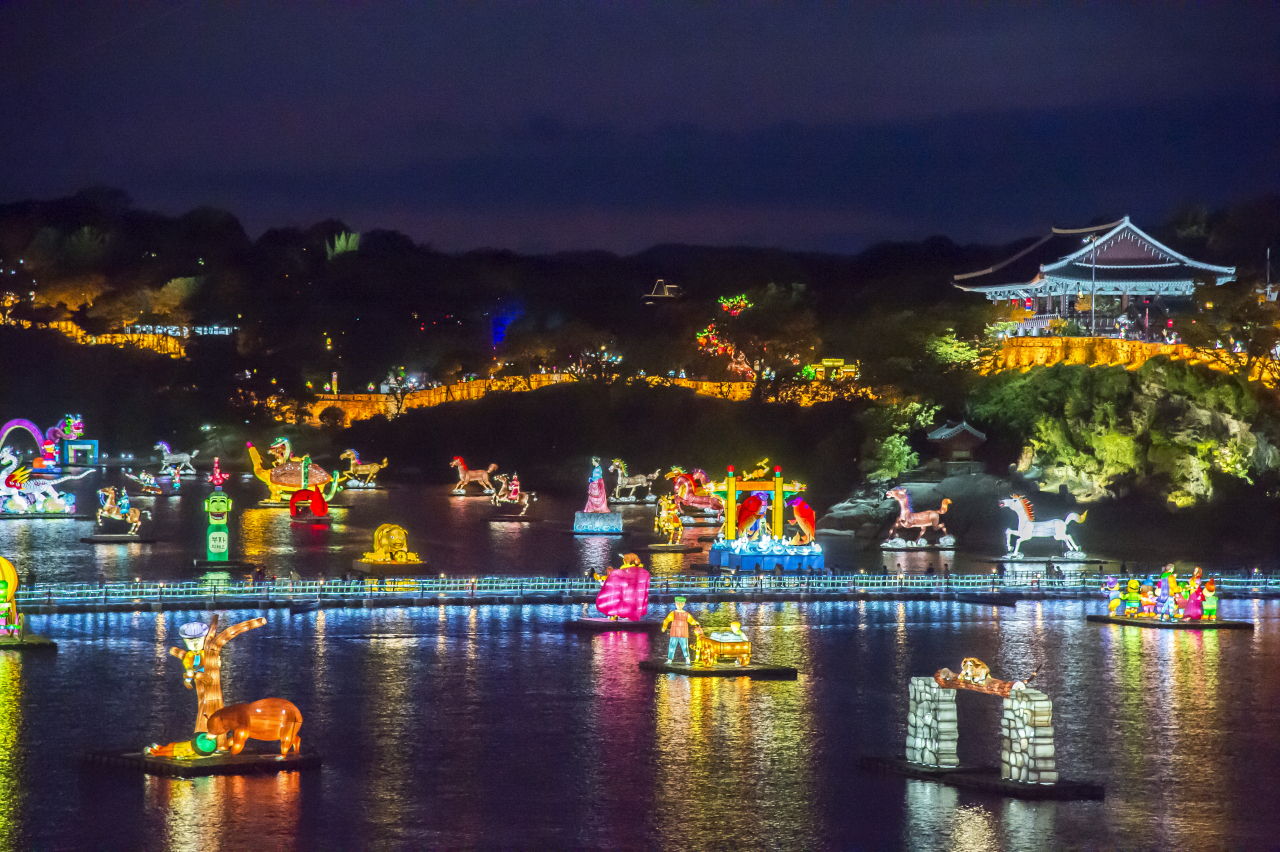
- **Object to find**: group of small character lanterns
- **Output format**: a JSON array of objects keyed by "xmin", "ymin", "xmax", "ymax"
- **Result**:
[
  {"xmin": 1104, "ymin": 566, "xmax": 1219, "ymax": 622},
  {"xmin": 147, "ymin": 615, "xmax": 303, "ymax": 760}
]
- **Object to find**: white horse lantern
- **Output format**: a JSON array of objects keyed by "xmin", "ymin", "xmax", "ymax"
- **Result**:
[{"xmin": 1000, "ymin": 495, "xmax": 1086, "ymax": 557}]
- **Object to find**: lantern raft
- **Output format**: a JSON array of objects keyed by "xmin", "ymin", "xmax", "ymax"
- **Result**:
[
  {"xmin": 859, "ymin": 659, "xmax": 1103, "ymax": 800},
  {"xmin": 83, "ymin": 615, "xmax": 319, "ymax": 777},
  {"xmin": 569, "ymin": 554, "xmax": 660, "ymax": 631},
  {"xmin": 705, "ymin": 465, "xmax": 823, "ymax": 573}
]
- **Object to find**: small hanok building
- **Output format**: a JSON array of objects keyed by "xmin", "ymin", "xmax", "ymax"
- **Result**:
[
  {"xmin": 927, "ymin": 421, "xmax": 986, "ymax": 476},
  {"xmin": 954, "ymin": 217, "xmax": 1235, "ymax": 338}
]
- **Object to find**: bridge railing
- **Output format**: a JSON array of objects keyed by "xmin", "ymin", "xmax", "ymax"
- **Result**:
[{"xmin": 13, "ymin": 573, "xmax": 1280, "ymax": 607}]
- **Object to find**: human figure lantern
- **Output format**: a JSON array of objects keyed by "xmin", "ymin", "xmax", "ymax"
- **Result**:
[
  {"xmin": 1000, "ymin": 495, "xmax": 1086, "ymax": 558},
  {"xmin": 882, "ymin": 487, "xmax": 955, "ymax": 548},
  {"xmin": 166, "ymin": 615, "xmax": 266, "ymax": 734},
  {"xmin": 706, "ymin": 465, "xmax": 823, "ymax": 573},
  {"xmin": 247, "ymin": 438, "xmax": 337, "ymax": 503},
  {"xmin": 491, "ymin": 473, "xmax": 536, "ymax": 515},
  {"xmin": 662, "ymin": 597, "xmax": 700, "ymax": 665},
  {"xmin": 96, "ymin": 486, "xmax": 150, "ymax": 535},
  {"xmin": 593, "ymin": 554, "xmax": 650, "ymax": 621},
  {"xmin": 654, "ymin": 495, "xmax": 684, "ymax": 544},
  {"xmin": 204, "ymin": 486, "xmax": 232, "ymax": 562},
  {"xmin": 574, "ymin": 457, "xmax": 623, "ymax": 533},
  {"xmin": 583, "ymin": 457, "xmax": 610, "ymax": 513},
  {"xmin": 148, "ymin": 615, "xmax": 306, "ymax": 761}
]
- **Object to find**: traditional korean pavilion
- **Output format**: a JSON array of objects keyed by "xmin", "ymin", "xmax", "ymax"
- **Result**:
[{"xmin": 954, "ymin": 217, "xmax": 1235, "ymax": 336}]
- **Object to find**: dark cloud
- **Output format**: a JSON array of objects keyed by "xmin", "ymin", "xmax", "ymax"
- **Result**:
[{"xmin": 0, "ymin": 4, "xmax": 1276, "ymax": 252}]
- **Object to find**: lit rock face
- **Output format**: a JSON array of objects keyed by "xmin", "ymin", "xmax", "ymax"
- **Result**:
[
  {"xmin": 1001, "ymin": 686, "xmax": 1058, "ymax": 785},
  {"xmin": 905, "ymin": 677, "xmax": 958, "ymax": 768}
]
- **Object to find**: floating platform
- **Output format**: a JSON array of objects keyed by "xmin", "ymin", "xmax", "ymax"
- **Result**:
[
  {"xmin": 561, "ymin": 529, "xmax": 631, "ymax": 537},
  {"xmin": 708, "ymin": 547, "xmax": 824, "ymax": 573},
  {"xmin": 449, "ymin": 492, "xmax": 494, "ymax": 498},
  {"xmin": 646, "ymin": 543, "xmax": 701, "ymax": 553},
  {"xmin": 257, "ymin": 501, "xmax": 347, "ymax": 509},
  {"xmin": 880, "ymin": 545, "xmax": 957, "ymax": 552},
  {"xmin": 290, "ymin": 515, "xmax": 333, "ymax": 526},
  {"xmin": 351, "ymin": 558, "xmax": 428, "ymax": 575},
  {"xmin": 490, "ymin": 516, "xmax": 543, "ymax": 524},
  {"xmin": 192, "ymin": 559, "xmax": 255, "ymax": 569},
  {"xmin": 81, "ymin": 535, "xmax": 158, "ymax": 544},
  {"xmin": 0, "ymin": 634, "xmax": 57, "ymax": 651},
  {"xmin": 638, "ymin": 659, "xmax": 798, "ymax": 679},
  {"xmin": 567, "ymin": 617, "xmax": 662, "ymax": 632},
  {"xmin": 288, "ymin": 600, "xmax": 321, "ymax": 614},
  {"xmin": 857, "ymin": 756, "xmax": 1104, "ymax": 801},
  {"xmin": 955, "ymin": 593, "xmax": 1020, "ymax": 608},
  {"xmin": 81, "ymin": 749, "xmax": 321, "ymax": 778},
  {"xmin": 0, "ymin": 513, "xmax": 89, "ymax": 520},
  {"xmin": 1086, "ymin": 614, "xmax": 1252, "ymax": 630}
]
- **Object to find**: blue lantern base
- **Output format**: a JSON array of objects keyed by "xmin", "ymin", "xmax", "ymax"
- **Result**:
[
  {"xmin": 573, "ymin": 511, "xmax": 623, "ymax": 533},
  {"xmin": 708, "ymin": 540, "xmax": 824, "ymax": 573}
]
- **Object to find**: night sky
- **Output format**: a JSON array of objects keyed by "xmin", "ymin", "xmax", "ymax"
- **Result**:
[{"xmin": 1, "ymin": 4, "xmax": 1276, "ymax": 254}]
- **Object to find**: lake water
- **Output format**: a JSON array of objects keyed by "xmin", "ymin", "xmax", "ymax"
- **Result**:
[
  {"xmin": 3, "ymin": 474, "xmax": 1276, "ymax": 849},
  {"xmin": 4, "ymin": 599, "xmax": 1279, "ymax": 849},
  {"xmin": 0, "ymin": 473, "xmax": 1184, "ymax": 584}
]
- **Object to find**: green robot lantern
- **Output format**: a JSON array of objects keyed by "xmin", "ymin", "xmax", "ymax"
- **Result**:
[{"xmin": 204, "ymin": 488, "xmax": 233, "ymax": 562}]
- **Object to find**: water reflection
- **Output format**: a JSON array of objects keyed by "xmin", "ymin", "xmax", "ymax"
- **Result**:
[
  {"xmin": 145, "ymin": 771, "xmax": 301, "ymax": 852},
  {"xmin": 0, "ymin": 653, "xmax": 21, "ymax": 850}
]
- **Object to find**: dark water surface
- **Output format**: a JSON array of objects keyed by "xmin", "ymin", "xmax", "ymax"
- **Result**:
[
  {"xmin": 2, "ymin": 476, "xmax": 1277, "ymax": 850},
  {"xmin": 2, "ymin": 599, "xmax": 1279, "ymax": 850},
  {"xmin": 0, "ymin": 473, "xmax": 1186, "ymax": 583}
]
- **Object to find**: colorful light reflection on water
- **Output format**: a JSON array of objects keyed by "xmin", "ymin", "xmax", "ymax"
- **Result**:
[{"xmin": 0, "ymin": 599, "xmax": 1277, "ymax": 848}]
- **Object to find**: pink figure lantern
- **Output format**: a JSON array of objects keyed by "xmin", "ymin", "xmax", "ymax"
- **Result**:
[{"xmin": 596, "ymin": 567, "xmax": 651, "ymax": 621}]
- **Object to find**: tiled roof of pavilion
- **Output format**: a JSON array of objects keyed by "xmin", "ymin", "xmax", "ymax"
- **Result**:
[{"xmin": 954, "ymin": 217, "xmax": 1235, "ymax": 300}]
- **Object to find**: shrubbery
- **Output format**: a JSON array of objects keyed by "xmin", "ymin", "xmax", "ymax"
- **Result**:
[{"xmin": 970, "ymin": 358, "xmax": 1280, "ymax": 505}]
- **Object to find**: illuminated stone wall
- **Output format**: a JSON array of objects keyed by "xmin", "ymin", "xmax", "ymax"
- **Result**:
[
  {"xmin": 306, "ymin": 375, "xmax": 755, "ymax": 426},
  {"xmin": 994, "ymin": 337, "xmax": 1201, "ymax": 372}
]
